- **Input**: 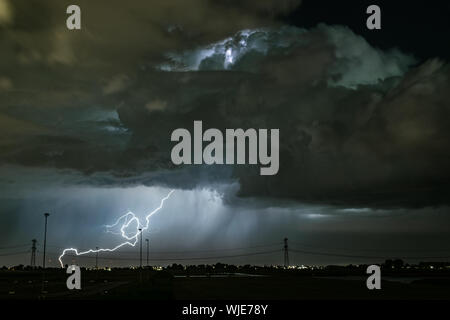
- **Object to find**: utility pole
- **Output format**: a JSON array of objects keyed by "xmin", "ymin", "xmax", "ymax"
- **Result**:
[
  {"xmin": 145, "ymin": 239, "xmax": 149, "ymax": 267},
  {"xmin": 284, "ymin": 237, "xmax": 289, "ymax": 268},
  {"xmin": 30, "ymin": 239, "xmax": 37, "ymax": 267},
  {"xmin": 139, "ymin": 228, "xmax": 143, "ymax": 268},
  {"xmin": 95, "ymin": 247, "xmax": 99, "ymax": 270},
  {"xmin": 138, "ymin": 228, "xmax": 143, "ymax": 283},
  {"xmin": 43, "ymin": 213, "xmax": 50, "ymax": 268}
]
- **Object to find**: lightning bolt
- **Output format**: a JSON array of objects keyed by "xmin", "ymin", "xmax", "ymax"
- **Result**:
[{"xmin": 58, "ymin": 189, "xmax": 175, "ymax": 268}]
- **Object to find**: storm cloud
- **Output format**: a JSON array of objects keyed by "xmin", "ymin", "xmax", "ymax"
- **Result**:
[
  {"xmin": 116, "ymin": 26, "xmax": 449, "ymax": 208},
  {"xmin": 0, "ymin": 1, "xmax": 449, "ymax": 210}
]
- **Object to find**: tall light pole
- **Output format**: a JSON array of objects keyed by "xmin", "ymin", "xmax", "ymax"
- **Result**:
[
  {"xmin": 145, "ymin": 239, "xmax": 149, "ymax": 267},
  {"xmin": 43, "ymin": 213, "xmax": 50, "ymax": 268},
  {"xmin": 139, "ymin": 228, "xmax": 143, "ymax": 268}
]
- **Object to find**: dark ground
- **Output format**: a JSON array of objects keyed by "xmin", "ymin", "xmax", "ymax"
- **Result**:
[{"xmin": 1, "ymin": 268, "xmax": 450, "ymax": 300}]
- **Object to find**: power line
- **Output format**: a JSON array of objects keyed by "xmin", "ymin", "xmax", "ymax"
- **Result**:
[
  {"xmin": 57, "ymin": 249, "xmax": 282, "ymax": 262},
  {"xmin": 0, "ymin": 251, "xmax": 30, "ymax": 257},
  {"xmin": 289, "ymin": 240, "xmax": 450, "ymax": 253},
  {"xmin": 38, "ymin": 242, "xmax": 450, "ymax": 254},
  {"xmin": 291, "ymin": 248, "xmax": 450, "ymax": 260},
  {"xmin": 146, "ymin": 243, "xmax": 283, "ymax": 254},
  {"xmin": 40, "ymin": 243, "xmax": 282, "ymax": 254},
  {"xmin": 0, "ymin": 244, "xmax": 30, "ymax": 250}
]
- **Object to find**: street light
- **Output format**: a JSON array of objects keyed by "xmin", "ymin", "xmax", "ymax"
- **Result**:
[
  {"xmin": 139, "ymin": 228, "xmax": 143, "ymax": 268},
  {"xmin": 43, "ymin": 213, "xmax": 50, "ymax": 268},
  {"xmin": 145, "ymin": 239, "xmax": 149, "ymax": 267}
]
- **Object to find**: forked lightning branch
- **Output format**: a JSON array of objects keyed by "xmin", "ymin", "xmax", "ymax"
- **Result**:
[{"xmin": 58, "ymin": 190, "xmax": 175, "ymax": 267}]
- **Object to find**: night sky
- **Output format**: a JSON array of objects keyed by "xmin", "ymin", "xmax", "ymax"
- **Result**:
[{"xmin": 1, "ymin": 0, "xmax": 450, "ymax": 267}]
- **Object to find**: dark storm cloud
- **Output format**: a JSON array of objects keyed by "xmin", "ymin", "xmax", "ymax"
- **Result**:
[
  {"xmin": 0, "ymin": 0, "xmax": 302, "ymax": 174},
  {"xmin": 1, "ymin": 1, "xmax": 449, "ymax": 209},
  {"xmin": 113, "ymin": 26, "xmax": 449, "ymax": 208},
  {"xmin": 1, "ymin": 0, "xmax": 302, "ymax": 67},
  {"xmin": 0, "ymin": 0, "xmax": 303, "ymax": 115}
]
